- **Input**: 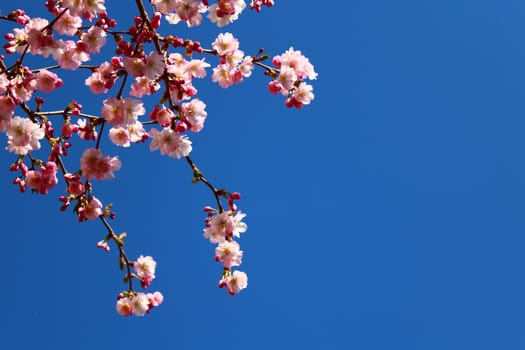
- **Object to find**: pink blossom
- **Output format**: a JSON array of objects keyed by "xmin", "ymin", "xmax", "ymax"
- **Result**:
[
  {"xmin": 116, "ymin": 297, "xmax": 134, "ymax": 316},
  {"xmin": 80, "ymin": 147, "xmax": 121, "ymax": 181},
  {"xmin": 24, "ymin": 18, "xmax": 55, "ymax": 57},
  {"xmin": 151, "ymin": 0, "xmax": 178, "ymax": 14},
  {"xmin": 165, "ymin": 0, "xmax": 207, "ymax": 27},
  {"xmin": 25, "ymin": 161, "xmax": 58, "ymax": 194},
  {"xmin": 131, "ymin": 293, "xmax": 150, "ymax": 316},
  {"xmin": 212, "ymin": 32, "xmax": 239, "ymax": 56},
  {"xmin": 62, "ymin": 0, "xmax": 106, "ymax": 19},
  {"xmin": 208, "ymin": 0, "xmax": 246, "ymax": 26},
  {"xmin": 53, "ymin": 40, "xmax": 90, "ymax": 70},
  {"xmin": 76, "ymin": 119, "xmax": 97, "ymax": 140},
  {"xmin": 80, "ymin": 26, "xmax": 107, "ymax": 54},
  {"xmin": 101, "ymin": 97, "xmax": 145, "ymax": 127},
  {"xmin": 239, "ymin": 55, "xmax": 254, "ymax": 77},
  {"xmin": 108, "ymin": 121, "xmax": 148, "ymax": 147},
  {"xmin": 181, "ymin": 98, "xmax": 207, "ymax": 132},
  {"xmin": 204, "ymin": 211, "xmax": 247, "ymax": 243},
  {"xmin": 144, "ymin": 51, "xmax": 165, "ymax": 79},
  {"xmin": 274, "ymin": 47, "xmax": 317, "ymax": 80},
  {"xmin": 5, "ymin": 116, "xmax": 45, "ymax": 155},
  {"xmin": 219, "ymin": 270, "xmax": 248, "ymax": 295},
  {"xmin": 215, "ymin": 240, "xmax": 243, "ymax": 269},
  {"xmin": 212, "ymin": 63, "xmax": 242, "ymax": 88},
  {"xmin": 123, "ymin": 56, "xmax": 146, "ymax": 78},
  {"xmin": 36, "ymin": 69, "xmax": 63, "ymax": 93},
  {"xmin": 85, "ymin": 61, "xmax": 117, "ymax": 93},
  {"xmin": 0, "ymin": 95, "xmax": 16, "ymax": 132},
  {"xmin": 54, "ymin": 9, "xmax": 82, "ymax": 36},
  {"xmin": 275, "ymin": 65, "xmax": 297, "ymax": 91},
  {"xmin": 150, "ymin": 105, "xmax": 175, "ymax": 127},
  {"xmin": 85, "ymin": 71, "xmax": 107, "ymax": 93},
  {"xmin": 78, "ymin": 197, "xmax": 103, "ymax": 221},
  {"xmin": 232, "ymin": 211, "xmax": 248, "ymax": 238},
  {"xmin": 0, "ymin": 73, "xmax": 10, "ymax": 94},
  {"xmin": 127, "ymin": 120, "xmax": 147, "ymax": 143},
  {"xmin": 293, "ymin": 82, "xmax": 315, "ymax": 106},
  {"xmin": 61, "ymin": 122, "xmax": 79, "ymax": 139},
  {"xmin": 10, "ymin": 74, "xmax": 37, "ymax": 103},
  {"xmin": 108, "ymin": 127, "xmax": 130, "ymax": 147},
  {"xmin": 130, "ymin": 76, "xmax": 160, "ymax": 98},
  {"xmin": 185, "ymin": 58, "xmax": 210, "ymax": 78},
  {"xmin": 149, "ymin": 127, "xmax": 192, "ymax": 159},
  {"xmin": 147, "ymin": 291, "xmax": 164, "ymax": 307},
  {"xmin": 64, "ymin": 173, "xmax": 85, "ymax": 196},
  {"xmin": 134, "ymin": 255, "xmax": 157, "ymax": 288}
]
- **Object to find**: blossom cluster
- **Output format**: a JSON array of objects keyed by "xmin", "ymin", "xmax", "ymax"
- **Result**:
[
  {"xmin": 0, "ymin": 0, "xmax": 316, "ymax": 316},
  {"xmin": 268, "ymin": 47, "xmax": 317, "ymax": 108},
  {"xmin": 115, "ymin": 255, "xmax": 163, "ymax": 317},
  {"xmin": 203, "ymin": 193, "xmax": 248, "ymax": 295}
]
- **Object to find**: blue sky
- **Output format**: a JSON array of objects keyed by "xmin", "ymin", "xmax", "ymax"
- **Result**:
[{"xmin": 2, "ymin": 1, "xmax": 525, "ymax": 349}]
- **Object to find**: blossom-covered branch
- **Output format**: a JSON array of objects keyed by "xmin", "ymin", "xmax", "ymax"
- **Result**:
[{"xmin": 0, "ymin": 0, "xmax": 316, "ymax": 316}]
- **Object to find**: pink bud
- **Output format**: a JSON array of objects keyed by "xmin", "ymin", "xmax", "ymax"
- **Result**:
[
  {"xmin": 230, "ymin": 192, "xmax": 241, "ymax": 200},
  {"xmin": 176, "ymin": 121, "xmax": 188, "ymax": 133},
  {"xmin": 268, "ymin": 80, "xmax": 281, "ymax": 94}
]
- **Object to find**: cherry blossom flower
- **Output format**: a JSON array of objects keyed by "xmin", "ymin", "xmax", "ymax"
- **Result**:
[
  {"xmin": 181, "ymin": 98, "xmax": 207, "ymax": 132},
  {"xmin": 185, "ymin": 58, "xmax": 210, "ymax": 78},
  {"xmin": 123, "ymin": 56, "xmax": 146, "ymax": 78},
  {"xmin": 36, "ymin": 69, "xmax": 63, "ymax": 93},
  {"xmin": 212, "ymin": 32, "xmax": 239, "ymax": 56},
  {"xmin": 54, "ymin": 9, "xmax": 82, "ymax": 36},
  {"xmin": 80, "ymin": 25, "xmax": 107, "ymax": 54},
  {"xmin": 208, "ymin": 0, "xmax": 246, "ymax": 27},
  {"xmin": 85, "ymin": 61, "xmax": 118, "ymax": 94},
  {"xmin": 132, "ymin": 293, "xmax": 151, "ymax": 316},
  {"xmin": 219, "ymin": 270, "xmax": 248, "ymax": 295},
  {"xmin": 212, "ymin": 63, "xmax": 242, "ymax": 88},
  {"xmin": 273, "ymin": 47, "xmax": 317, "ymax": 80},
  {"xmin": 151, "ymin": 0, "xmax": 178, "ymax": 14},
  {"xmin": 215, "ymin": 240, "xmax": 243, "ymax": 269},
  {"xmin": 62, "ymin": 0, "xmax": 106, "ymax": 19},
  {"xmin": 5, "ymin": 116, "xmax": 45, "ymax": 155},
  {"xmin": 164, "ymin": 0, "xmax": 207, "ymax": 27},
  {"xmin": 0, "ymin": 96, "xmax": 16, "ymax": 132},
  {"xmin": 24, "ymin": 18, "xmax": 55, "ymax": 57},
  {"xmin": 147, "ymin": 291, "xmax": 164, "ymax": 307},
  {"xmin": 130, "ymin": 76, "xmax": 160, "ymax": 97},
  {"xmin": 150, "ymin": 105, "xmax": 175, "ymax": 127},
  {"xmin": 293, "ymin": 82, "xmax": 315, "ymax": 106},
  {"xmin": 134, "ymin": 255, "xmax": 157, "ymax": 288},
  {"xmin": 25, "ymin": 161, "xmax": 58, "ymax": 194},
  {"xmin": 76, "ymin": 118, "xmax": 98, "ymax": 140},
  {"xmin": 64, "ymin": 173, "xmax": 85, "ymax": 196},
  {"xmin": 53, "ymin": 40, "xmax": 90, "ymax": 70},
  {"xmin": 204, "ymin": 211, "xmax": 247, "ymax": 243},
  {"xmin": 9, "ymin": 74, "xmax": 37, "ymax": 103},
  {"xmin": 116, "ymin": 296, "xmax": 134, "ymax": 316},
  {"xmin": 78, "ymin": 196, "xmax": 103, "ymax": 221},
  {"xmin": 144, "ymin": 51, "xmax": 165, "ymax": 79},
  {"xmin": 149, "ymin": 127, "xmax": 192, "ymax": 159},
  {"xmin": 108, "ymin": 127, "xmax": 130, "ymax": 147},
  {"xmin": 80, "ymin": 147, "xmax": 121, "ymax": 180},
  {"xmin": 101, "ymin": 97, "xmax": 145, "ymax": 127}
]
